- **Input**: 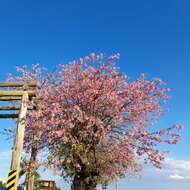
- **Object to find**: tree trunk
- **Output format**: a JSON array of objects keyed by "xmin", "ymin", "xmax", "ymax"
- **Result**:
[
  {"xmin": 71, "ymin": 172, "xmax": 98, "ymax": 190},
  {"xmin": 26, "ymin": 138, "xmax": 37, "ymax": 190}
]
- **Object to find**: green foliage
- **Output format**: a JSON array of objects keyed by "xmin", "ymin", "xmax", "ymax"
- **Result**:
[
  {"xmin": 17, "ymin": 184, "xmax": 24, "ymax": 190},
  {"xmin": 0, "ymin": 181, "xmax": 6, "ymax": 188}
]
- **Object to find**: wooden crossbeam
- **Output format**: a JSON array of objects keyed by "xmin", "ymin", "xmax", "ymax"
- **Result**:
[
  {"xmin": 0, "ymin": 97, "xmax": 22, "ymax": 101},
  {"xmin": 0, "ymin": 114, "xmax": 19, "ymax": 118},
  {"xmin": 0, "ymin": 106, "xmax": 34, "ymax": 110},
  {"xmin": 0, "ymin": 90, "xmax": 36, "ymax": 97},
  {"xmin": 0, "ymin": 96, "xmax": 36, "ymax": 101},
  {"xmin": 0, "ymin": 81, "xmax": 37, "ymax": 87}
]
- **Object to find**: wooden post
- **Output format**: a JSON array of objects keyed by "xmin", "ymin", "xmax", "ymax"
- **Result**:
[{"xmin": 10, "ymin": 92, "xmax": 29, "ymax": 190}]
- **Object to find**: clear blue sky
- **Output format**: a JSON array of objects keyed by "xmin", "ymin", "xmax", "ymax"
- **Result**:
[{"xmin": 0, "ymin": 0, "xmax": 190, "ymax": 189}]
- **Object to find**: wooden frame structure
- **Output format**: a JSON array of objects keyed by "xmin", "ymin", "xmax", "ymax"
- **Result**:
[{"xmin": 0, "ymin": 81, "xmax": 37, "ymax": 190}]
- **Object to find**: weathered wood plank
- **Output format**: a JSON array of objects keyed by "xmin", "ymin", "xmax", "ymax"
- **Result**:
[
  {"xmin": 0, "ymin": 96, "xmax": 22, "ymax": 101},
  {"xmin": 0, "ymin": 114, "xmax": 19, "ymax": 118},
  {"xmin": 10, "ymin": 92, "xmax": 28, "ymax": 190},
  {"xmin": 0, "ymin": 90, "xmax": 36, "ymax": 97},
  {"xmin": 0, "ymin": 81, "xmax": 37, "ymax": 87},
  {"xmin": 0, "ymin": 96, "xmax": 36, "ymax": 101},
  {"xmin": 0, "ymin": 106, "xmax": 34, "ymax": 110}
]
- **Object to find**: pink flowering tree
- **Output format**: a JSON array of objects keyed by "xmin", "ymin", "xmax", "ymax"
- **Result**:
[
  {"xmin": 6, "ymin": 54, "xmax": 183, "ymax": 190},
  {"xmin": 37, "ymin": 53, "xmax": 183, "ymax": 190}
]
